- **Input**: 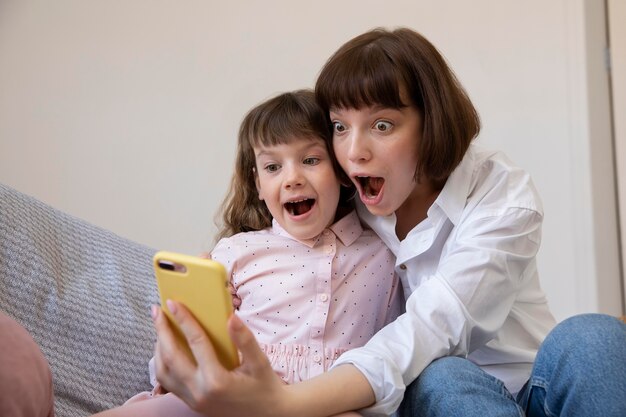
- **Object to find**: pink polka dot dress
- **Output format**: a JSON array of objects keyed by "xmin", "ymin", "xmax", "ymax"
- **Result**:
[{"xmin": 211, "ymin": 210, "xmax": 403, "ymax": 384}]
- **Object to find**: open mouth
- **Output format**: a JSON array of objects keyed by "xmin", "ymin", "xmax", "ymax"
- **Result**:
[
  {"xmin": 284, "ymin": 198, "xmax": 315, "ymax": 216},
  {"xmin": 357, "ymin": 176, "xmax": 384, "ymax": 198}
]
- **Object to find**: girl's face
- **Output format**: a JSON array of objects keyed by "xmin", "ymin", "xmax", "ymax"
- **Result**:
[
  {"xmin": 330, "ymin": 104, "xmax": 423, "ymax": 218},
  {"xmin": 254, "ymin": 137, "xmax": 341, "ymax": 240}
]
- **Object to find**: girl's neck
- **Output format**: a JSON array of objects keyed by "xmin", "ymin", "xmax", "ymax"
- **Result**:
[{"xmin": 394, "ymin": 180, "xmax": 441, "ymax": 240}]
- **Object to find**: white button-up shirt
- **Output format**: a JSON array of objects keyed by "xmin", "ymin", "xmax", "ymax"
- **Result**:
[{"xmin": 332, "ymin": 144, "xmax": 557, "ymax": 416}]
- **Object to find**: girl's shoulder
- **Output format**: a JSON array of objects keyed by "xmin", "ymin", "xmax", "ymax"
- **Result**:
[
  {"xmin": 211, "ymin": 228, "xmax": 275, "ymax": 267},
  {"xmin": 215, "ymin": 227, "xmax": 274, "ymax": 248}
]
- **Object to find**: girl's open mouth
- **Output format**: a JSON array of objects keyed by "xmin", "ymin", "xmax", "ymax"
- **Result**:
[
  {"xmin": 284, "ymin": 198, "xmax": 315, "ymax": 216},
  {"xmin": 357, "ymin": 176, "xmax": 384, "ymax": 199}
]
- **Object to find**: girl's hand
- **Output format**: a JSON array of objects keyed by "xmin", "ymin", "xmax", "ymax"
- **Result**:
[
  {"xmin": 151, "ymin": 301, "xmax": 287, "ymax": 416},
  {"xmin": 227, "ymin": 282, "xmax": 241, "ymax": 309}
]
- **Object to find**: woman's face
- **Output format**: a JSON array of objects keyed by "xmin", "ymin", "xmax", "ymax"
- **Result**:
[{"xmin": 329, "ymin": 104, "xmax": 423, "ymax": 218}]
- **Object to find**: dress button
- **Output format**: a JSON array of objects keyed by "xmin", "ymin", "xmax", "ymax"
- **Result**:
[
  {"xmin": 325, "ymin": 246, "xmax": 333, "ymax": 254},
  {"xmin": 313, "ymin": 354, "xmax": 322, "ymax": 363},
  {"xmin": 319, "ymin": 294, "xmax": 329, "ymax": 302},
  {"xmin": 399, "ymin": 264, "xmax": 407, "ymax": 270},
  {"xmin": 323, "ymin": 230, "xmax": 330, "ymax": 236}
]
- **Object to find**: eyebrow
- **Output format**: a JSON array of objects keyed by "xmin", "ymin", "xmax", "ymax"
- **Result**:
[
  {"xmin": 329, "ymin": 103, "xmax": 398, "ymax": 112},
  {"xmin": 254, "ymin": 140, "xmax": 326, "ymax": 158}
]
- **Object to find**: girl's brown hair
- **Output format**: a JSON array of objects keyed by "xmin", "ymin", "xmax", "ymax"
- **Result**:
[
  {"xmin": 215, "ymin": 89, "xmax": 350, "ymax": 240},
  {"xmin": 315, "ymin": 27, "xmax": 480, "ymax": 187}
]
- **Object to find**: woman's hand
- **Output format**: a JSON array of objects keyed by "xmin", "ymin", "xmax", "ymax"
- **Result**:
[{"xmin": 151, "ymin": 301, "xmax": 287, "ymax": 417}]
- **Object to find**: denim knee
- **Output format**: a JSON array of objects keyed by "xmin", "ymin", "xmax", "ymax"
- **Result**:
[
  {"xmin": 538, "ymin": 313, "xmax": 625, "ymax": 365},
  {"xmin": 415, "ymin": 356, "xmax": 468, "ymax": 388},
  {"xmin": 399, "ymin": 357, "xmax": 522, "ymax": 417},
  {"xmin": 524, "ymin": 313, "xmax": 626, "ymax": 416}
]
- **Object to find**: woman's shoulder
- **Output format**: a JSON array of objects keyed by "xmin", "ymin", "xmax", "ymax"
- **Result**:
[
  {"xmin": 468, "ymin": 143, "xmax": 524, "ymax": 174},
  {"xmin": 460, "ymin": 144, "xmax": 543, "ymax": 214}
]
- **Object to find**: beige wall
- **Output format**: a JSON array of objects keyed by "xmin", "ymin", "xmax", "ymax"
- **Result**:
[{"xmin": 0, "ymin": 0, "xmax": 622, "ymax": 320}]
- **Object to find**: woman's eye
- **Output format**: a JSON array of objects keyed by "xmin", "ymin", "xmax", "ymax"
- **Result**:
[
  {"xmin": 375, "ymin": 121, "xmax": 393, "ymax": 132},
  {"xmin": 265, "ymin": 164, "xmax": 279, "ymax": 173},
  {"xmin": 332, "ymin": 121, "xmax": 346, "ymax": 133},
  {"xmin": 303, "ymin": 157, "xmax": 320, "ymax": 165}
]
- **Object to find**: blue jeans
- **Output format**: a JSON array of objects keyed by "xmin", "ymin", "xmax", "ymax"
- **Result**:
[{"xmin": 397, "ymin": 314, "xmax": 626, "ymax": 416}]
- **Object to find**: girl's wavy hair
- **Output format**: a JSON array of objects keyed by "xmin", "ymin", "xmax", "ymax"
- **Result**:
[
  {"xmin": 215, "ymin": 89, "xmax": 352, "ymax": 240},
  {"xmin": 316, "ymin": 27, "xmax": 481, "ymax": 188}
]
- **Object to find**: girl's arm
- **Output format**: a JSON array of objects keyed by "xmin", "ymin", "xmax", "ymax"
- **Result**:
[{"xmin": 152, "ymin": 301, "xmax": 375, "ymax": 417}]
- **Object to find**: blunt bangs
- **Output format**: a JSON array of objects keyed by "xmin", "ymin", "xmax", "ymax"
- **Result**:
[
  {"xmin": 242, "ymin": 91, "xmax": 331, "ymax": 149},
  {"xmin": 316, "ymin": 41, "xmax": 409, "ymax": 112}
]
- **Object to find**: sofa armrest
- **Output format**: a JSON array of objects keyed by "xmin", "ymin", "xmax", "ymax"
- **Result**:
[{"xmin": 0, "ymin": 183, "xmax": 159, "ymax": 417}]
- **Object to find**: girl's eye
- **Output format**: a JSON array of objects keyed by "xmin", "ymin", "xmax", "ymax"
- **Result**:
[
  {"xmin": 332, "ymin": 121, "xmax": 346, "ymax": 133},
  {"xmin": 265, "ymin": 163, "xmax": 280, "ymax": 173},
  {"xmin": 303, "ymin": 157, "xmax": 320, "ymax": 165},
  {"xmin": 374, "ymin": 121, "xmax": 393, "ymax": 132}
]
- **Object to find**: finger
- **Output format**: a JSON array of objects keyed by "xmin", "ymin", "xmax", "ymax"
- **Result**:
[
  {"xmin": 167, "ymin": 300, "xmax": 225, "ymax": 376},
  {"xmin": 198, "ymin": 252, "xmax": 211, "ymax": 259},
  {"xmin": 227, "ymin": 314, "xmax": 271, "ymax": 375},
  {"xmin": 228, "ymin": 283, "xmax": 242, "ymax": 308},
  {"xmin": 152, "ymin": 305, "xmax": 196, "ymax": 387}
]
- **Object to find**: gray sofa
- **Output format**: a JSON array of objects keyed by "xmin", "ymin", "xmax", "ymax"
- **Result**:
[{"xmin": 0, "ymin": 183, "xmax": 159, "ymax": 416}]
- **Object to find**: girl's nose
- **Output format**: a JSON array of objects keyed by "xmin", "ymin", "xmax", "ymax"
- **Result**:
[{"xmin": 284, "ymin": 166, "xmax": 305, "ymax": 188}]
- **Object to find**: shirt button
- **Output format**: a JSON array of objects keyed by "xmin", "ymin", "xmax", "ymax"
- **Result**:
[
  {"xmin": 325, "ymin": 246, "xmax": 333, "ymax": 254},
  {"xmin": 323, "ymin": 230, "xmax": 330, "ymax": 236},
  {"xmin": 319, "ymin": 294, "xmax": 329, "ymax": 302},
  {"xmin": 313, "ymin": 354, "xmax": 322, "ymax": 363},
  {"xmin": 399, "ymin": 264, "xmax": 407, "ymax": 270}
]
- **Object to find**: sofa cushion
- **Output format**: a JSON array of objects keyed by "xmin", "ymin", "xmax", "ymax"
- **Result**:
[{"xmin": 0, "ymin": 183, "xmax": 159, "ymax": 417}]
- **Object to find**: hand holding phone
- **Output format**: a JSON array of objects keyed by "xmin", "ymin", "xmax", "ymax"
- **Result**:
[{"xmin": 153, "ymin": 251, "xmax": 239, "ymax": 370}]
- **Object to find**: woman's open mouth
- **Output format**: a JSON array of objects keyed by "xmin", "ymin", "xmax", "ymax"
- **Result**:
[
  {"xmin": 357, "ymin": 176, "xmax": 384, "ymax": 199},
  {"xmin": 284, "ymin": 198, "xmax": 315, "ymax": 216}
]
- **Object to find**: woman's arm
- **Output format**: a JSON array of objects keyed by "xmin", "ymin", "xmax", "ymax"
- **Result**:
[{"xmin": 152, "ymin": 301, "xmax": 375, "ymax": 417}]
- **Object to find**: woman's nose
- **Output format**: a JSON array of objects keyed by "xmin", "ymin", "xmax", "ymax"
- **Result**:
[{"xmin": 347, "ymin": 132, "xmax": 372, "ymax": 162}]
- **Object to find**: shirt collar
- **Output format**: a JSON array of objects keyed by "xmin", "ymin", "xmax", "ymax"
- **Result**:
[
  {"xmin": 270, "ymin": 209, "xmax": 362, "ymax": 248},
  {"xmin": 431, "ymin": 143, "xmax": 476, "ymax": 226}
]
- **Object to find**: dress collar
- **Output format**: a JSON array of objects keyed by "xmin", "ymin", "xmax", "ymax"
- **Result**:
[{"xmin": 271, "ymin": 210, "xmax": 363, "ymax": 248}]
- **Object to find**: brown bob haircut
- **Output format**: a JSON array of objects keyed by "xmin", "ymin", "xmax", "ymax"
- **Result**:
[
  {"xmin": 216, "ymin": 89, "xmax": 352, "ymax": 240},
  {"xmin": 315, "ymin": 27, "xmax": 481, "ymax": 187}
]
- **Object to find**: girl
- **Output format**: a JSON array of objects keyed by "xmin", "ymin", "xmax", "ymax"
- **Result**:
[
  {"xmin": 151, "ymin": 28, "xmax": 626, "ymax": 416},
  {"xmin": 95, "ymin": 89, "xmax": 403, "ymax": 416}
]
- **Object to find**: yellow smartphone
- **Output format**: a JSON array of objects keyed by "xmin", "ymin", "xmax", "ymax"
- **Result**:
[{"xmin": 153, "ymin": 251, "xmax": 239, "ymax": 370}]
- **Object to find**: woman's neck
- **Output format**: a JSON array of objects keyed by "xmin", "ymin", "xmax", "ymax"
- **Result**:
[{"xmin": 394, "ymin": 180, "xmax": 441, "ymax": 240}]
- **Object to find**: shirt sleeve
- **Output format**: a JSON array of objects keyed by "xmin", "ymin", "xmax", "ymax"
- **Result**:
[
  {"xmin": 208, "ymin": 237, "xmax": 237, "ymax": 287},
  {"xmin": 332, "ymin": 206, "xmax": 543, "ymax": 416}
]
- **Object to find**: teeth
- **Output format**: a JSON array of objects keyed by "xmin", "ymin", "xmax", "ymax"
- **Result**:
[{"xmin": 284, "ymin": 198, "xmax": 315, "ymax": 216}]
